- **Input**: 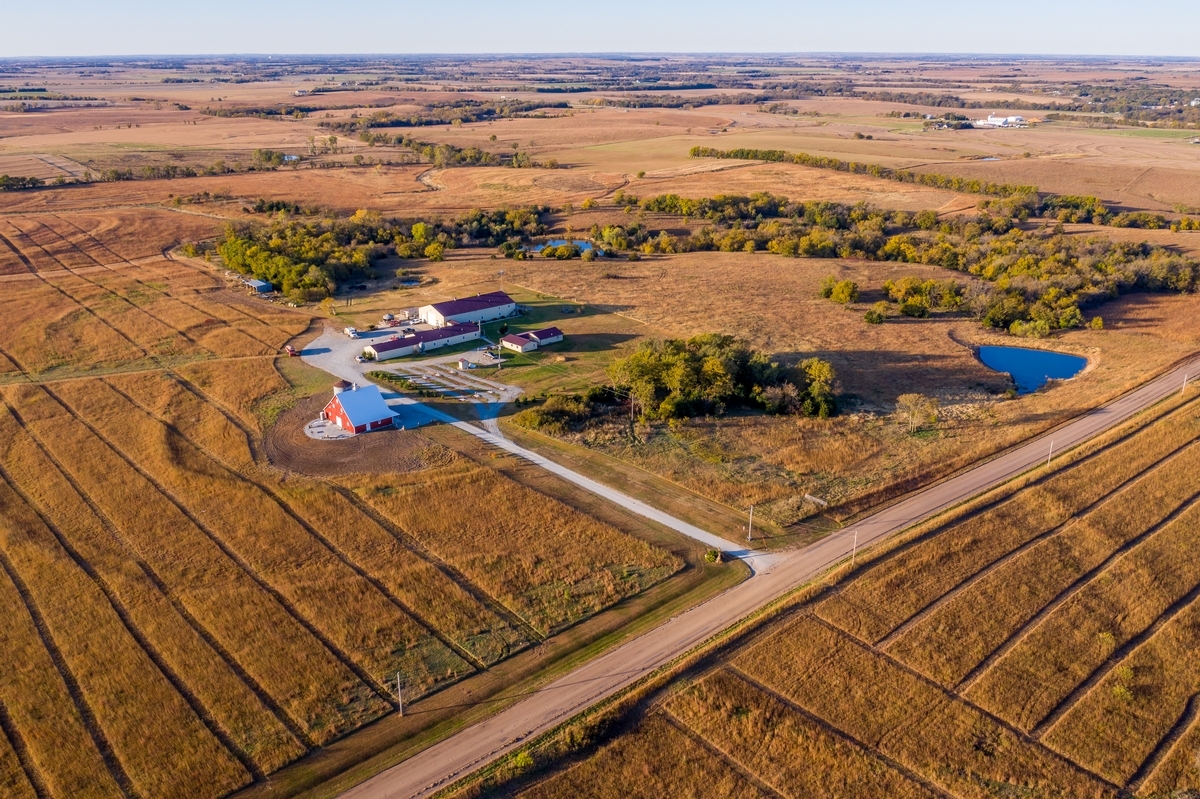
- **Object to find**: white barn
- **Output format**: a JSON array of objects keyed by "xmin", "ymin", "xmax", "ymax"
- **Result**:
[{"xmin": 420, "ymin": 291, "xmax": 516, "ymax": 328}]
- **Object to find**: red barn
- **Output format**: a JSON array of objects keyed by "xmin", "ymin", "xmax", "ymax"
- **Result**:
[{"xmin": 322, "ymin": 383, "xmax": 396, "ymax": 435}]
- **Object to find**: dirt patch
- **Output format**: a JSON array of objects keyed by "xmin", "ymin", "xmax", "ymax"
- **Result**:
[{"xmin": 264, "ymin": 391, "xmax": 440, "ymax": 477}]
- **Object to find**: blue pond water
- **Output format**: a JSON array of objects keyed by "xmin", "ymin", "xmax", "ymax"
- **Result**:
[
  {"xmin": 532, "ymin": 239, "xmax": 603, "ymax": 254},
  {"xmin": 978, "ymin": 345, "xmax": 1087, "ymax": 394}
]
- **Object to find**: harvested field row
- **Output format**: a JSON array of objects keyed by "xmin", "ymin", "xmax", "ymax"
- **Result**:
[
  {"xmin": 889, "ymin": 433, "xmax": 1200, "ymax": 687},
  {"xmin": 0, "ymin": 403, "xmax": 306, "ymax": 777},
  {"xmin": 971, "ymin": 497, "xmax": 1200, "ymax": 736},
  {"xmin": 818, "ymin": 396, "xmax": 1200, "ymax": 643},
  {"xmin": 2, "ymin": 381, "xmax": 387, "ymax": 746},
  {"xmin": 1045, "ymin": 579, "xmax": 1200, "ymax": 785},
  {"xmin": 27, "ymin": 214, "xmax": 294, "ymax": 353},
  {"xmin": 12, "ymin": 217, "xmax": 97, "ymax": 270},
  {"xmin": 665, "ymin": 668, "xmax": 941, "ymax": 799},
  {"xmin": 0, "ymin": 275, "xmax": 149, "ymax": 374},
  {"xmin": 0, "ymin": 466, "xmax": 250, "ymax": 799},
  {"xmin": 0, "ymin": 717, "xmax": 37, "ymax": 799},
  {"xmin": 109, "ymin": 369, "xmax": 531, "ymax": 665},
  {"xmin": 53, "ymin": 377, "xmax": 472, "ymax": 694},
  {"xmin": 734, "ymin": 614, "xmax": 1117, "ymax": 799},
  {"xmin": 9, "ymin": 217, "xmax": 270, "ymax": 362},
  {"xmin": 0, "ymin": 221, "xmax": 65, "ymax": 272},
  {"xmin": 343, "ymin": 459, "xmax": 683, "ymax": 637},
  {"xmin": 0, "ymin": 507, "xmax": 125, "ymax": 799},
  {"xmin": 1139, "ymin": 698, "xmax": 1200, "ymax": 795},
  {"xmin": 518, "ymin": 714, "xmax": 769, "ymax": 799}
]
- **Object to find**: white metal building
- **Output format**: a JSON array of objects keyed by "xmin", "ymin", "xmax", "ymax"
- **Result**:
[
  {"xmin": 363, "ymin": 323, "xmax": 481, "ymax": 361},
  {"xmin": 419, "ymin": 291, "xmax": 516, "ymax": 327}
]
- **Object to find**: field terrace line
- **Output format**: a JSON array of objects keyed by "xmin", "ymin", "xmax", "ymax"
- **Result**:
[{"xmin": 302, "ymin": 322, "xmax": 1200, "ymax": 799}]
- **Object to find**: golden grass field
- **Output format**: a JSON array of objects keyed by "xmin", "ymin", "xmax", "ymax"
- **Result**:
[
  {"xmin": 506, "ymin": 389, "xmax": 1200, "ymax": 798},
  {"xmin": 0, "ymin": 193, "xmax": 683, "ymax": 798},
  {"xmin": 5, "ymin": 55, "xmax": 1200, "ymax": 798}
]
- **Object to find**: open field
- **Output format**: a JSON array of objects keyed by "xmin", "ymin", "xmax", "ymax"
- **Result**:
[
  {"xmin": 5, "ymin": 54, "xmax": 1200, "ymax": 798},
  {"xmin": 494, "ymin": 387, "xmax": 1200, "ymax": 798},
  {"xmin": 0, "ymin": 185, "xmax": 693, "ymax": 797}
]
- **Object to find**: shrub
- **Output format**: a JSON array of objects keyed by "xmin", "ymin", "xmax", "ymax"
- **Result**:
[
  {"xmin": 511, "ymin": 395, "xmax": 595, "ymax": 435},
  {"xmin": 819, "ymin": 275, "xmax": 837, "ymax": 299},
  {"xmin": 1010, "ymin": 319, "xmax": 1051, "ymax": 338},
  {"xmin": 899, "ymin": 299, "xmax": 930, "ymax": 318},
  {"xmin": 829, "ymin": 280, "xmax": 860, "ymax": 304},
  {"xmin": 864, "ymin": 301, "xmax": 888, "ymax": 324},
  {"xmin": 704, "ymin": 549, "xmax": 722, "ymax": 563},
  {"xmin": 1090, "ymin": 316, "xmax": 1104, "ymax": 330}
]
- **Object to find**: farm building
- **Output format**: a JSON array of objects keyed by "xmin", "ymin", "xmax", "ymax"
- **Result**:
[
  {"xmin": 321, "ymin": 383, "xmax": 396, "ymax": 434},
  {"xmin": 500, "ymin": 326, "xmax": 565, "ymax": 353},
  {"xmin": 977, "ymin": 114, "xmax": 1027, "ymax": 128},
  {"xmin": 527, "ymin": 326, "xmax": 564, "ymax": 345},
  {"xmin": 363, "ymin": 322, "xmax": 481, "ymax": 361},
  {"xmin": 501, "ymin": 334, "xmax": 538, "ymax": 353},
  {"xmin": 420, "ymin": 291, "xmax": 516, "ymax": 327},
  {"xmin": 246, "ymin": 279, "xmax": 273, "ymax": 293}
]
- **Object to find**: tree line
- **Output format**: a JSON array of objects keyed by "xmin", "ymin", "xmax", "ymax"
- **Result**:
[
  {"xmin": 0, "ymin": 175, "xmax": 46, "ymax": 191},
  {"xmin": 689, "ymin": 146, "xmax": 1037, "ymax": 197},
  {"xmin": 214, "ymin": 204, "xmax": 546, "ymax": 302}
]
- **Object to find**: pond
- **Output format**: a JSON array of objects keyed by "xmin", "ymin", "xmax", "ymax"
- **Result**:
[
  {"xmin": 978, "ymin": 345, "xmax": 1087, "ymax": 394},
  {"xmin": 531, "ymin": 239, "xmax": 603, "ymax": 254}
]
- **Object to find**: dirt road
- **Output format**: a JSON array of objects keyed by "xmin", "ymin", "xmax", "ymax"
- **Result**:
[{"xmin": 303, "ymin": 331, "xmax": 1200, "ymax": 799}]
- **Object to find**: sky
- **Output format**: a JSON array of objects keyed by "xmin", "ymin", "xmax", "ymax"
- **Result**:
[{"xmin": 3, "ymin": 0, "xmax": 1199, "ymax": 58}]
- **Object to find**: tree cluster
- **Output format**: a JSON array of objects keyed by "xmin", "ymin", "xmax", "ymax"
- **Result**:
[
  {"xmin": 606, "ymin": 334, "xmax": 836, "ymax": 420},
  {"xmin": 217, "ymin": 205, "xmax": 547, "ymax": 301}
]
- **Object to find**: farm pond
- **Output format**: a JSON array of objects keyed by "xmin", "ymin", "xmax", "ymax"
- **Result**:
[{"xmin": 978, "ymin": 345, "xmax": 1087, "ymax": 393}]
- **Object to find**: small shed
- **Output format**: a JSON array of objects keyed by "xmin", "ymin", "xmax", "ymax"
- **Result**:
[
  {"xmin": 457, "ymin": 358, "xmax": 471, "ymax": 370},
  {"xmin": 528, "ymin": 327, "xmax": 564, "ymax": 346},
  {"xmin": 501, "ymin": 334, "xmax": 537, "ymax": 353},
  {"xmin": 247, "ymin": 279, "xmax": 272, "ymax": 293}
]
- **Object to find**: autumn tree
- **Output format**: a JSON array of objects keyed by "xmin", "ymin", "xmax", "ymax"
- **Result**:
[{"xmin": 897, "ymin": 393, "xmax": 939, "ymax": 433}]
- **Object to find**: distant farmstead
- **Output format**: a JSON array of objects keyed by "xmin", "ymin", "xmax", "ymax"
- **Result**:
[
  {"xmin": 246, "ymin": 279, "xmax": 272, "ymax": 293},
  {"xmin": 363, "ymin": 322, "xmax": 481, "ymax": 361},
  {"xmin": 419, "ymin": 291, "xmax": 516, "ymax": 327},
  {"xmin": 500, "ymin": 326, "xmax": 565, "ymax": 353},
  {"xmin": 321, "ymin": 383, "xmax": 396, "ymax": 434}
]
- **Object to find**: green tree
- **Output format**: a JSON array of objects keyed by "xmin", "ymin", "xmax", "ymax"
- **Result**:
[{"xmin": 423, "ymin": 241, "xmax": 445, "ymax": 261}]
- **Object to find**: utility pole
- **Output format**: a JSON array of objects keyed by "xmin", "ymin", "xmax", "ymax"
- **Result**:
[
  {"xmin": 747, "ymin": 505, "xmax": 754, "ymax": 542},
  {"xmin": 1047, "ymin": 440, "xmax": 1054, "ymax": 467},
  {"xmin": 851, "ymin": 530, "xmax": 858, "ymax": 569},
  {"xmin": 396, "ymin": 673, "xmax": 403, "ymax": 717},
  {"xmin": 1183, "ymin": 373, "xmax": 1190, "ymax": 396}
]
